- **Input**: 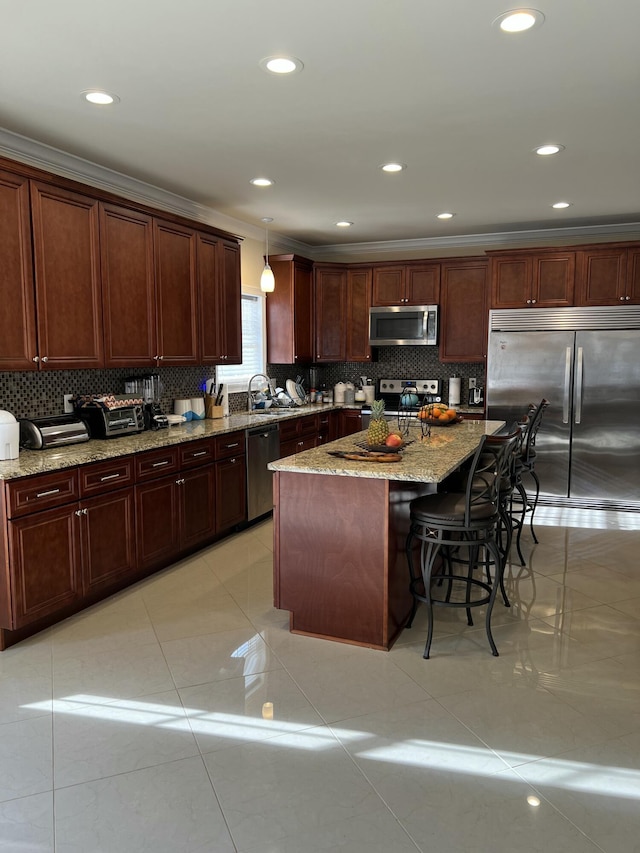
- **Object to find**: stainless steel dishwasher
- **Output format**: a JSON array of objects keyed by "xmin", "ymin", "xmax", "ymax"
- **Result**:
[{"xmin": 246, "ymin": 423, "xmax": 280, "ymax": 521}]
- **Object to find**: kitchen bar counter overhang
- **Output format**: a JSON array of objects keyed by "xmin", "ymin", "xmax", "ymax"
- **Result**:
[{"xmin": 270, "ymin": 420, "xmax": 505, "ymax": 651}]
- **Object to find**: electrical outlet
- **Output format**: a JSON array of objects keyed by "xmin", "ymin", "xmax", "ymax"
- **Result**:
[
  {"xmin": 63, "ymin": 394, "xmax": 74, "ymax": 413},
  {"xmin": 468, "ymin": 378, "xmax": 477, "ymax": 389}
]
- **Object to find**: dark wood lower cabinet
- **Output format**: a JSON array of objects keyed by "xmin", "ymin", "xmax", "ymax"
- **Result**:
[
  {"xmin": 82, "ymin": 488, "xmax": 137, "ymax": 595},
  {"xmin": 135, "ymin": 474, "xmax": 181, "ymax": 572},
  {"xmin": 7, "ymin": 505, "xmax": 82, "ymax": 629},
  {"xmin": 338, "ymin": 409, "xmax": 363, "ymax": 437},
  {"xmin": 215, "ymin": 455, "xmax": 246, "ymax": 532},
  {"xmin": 180, "ymin": 466, "xmax": 216, "ymax": 550}
]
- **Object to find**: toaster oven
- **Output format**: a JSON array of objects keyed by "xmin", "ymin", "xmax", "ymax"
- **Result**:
[{"xmin": 74, "ymin": 405, "xmax": 145, "ymax": 439}]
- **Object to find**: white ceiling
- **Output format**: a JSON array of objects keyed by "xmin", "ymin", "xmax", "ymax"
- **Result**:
[{"xmin": 1, "ymin": 0, "xmax": 639, "ymax": 253}]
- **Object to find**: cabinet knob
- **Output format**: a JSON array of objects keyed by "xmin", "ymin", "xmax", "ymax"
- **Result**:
[
  {"xmin": 531, "ymin": 299, "xmax": 537, "ymax": 304},
  {"xmin": 526, "ymin": 299, "xmax": 532, "ymax": 304},
  {"xmin": 32, "ymin": 355, "xmax": 40, "ymax": 363},
  {"xmin": 83, "ymin": 508, "xmax": 88, "ymax": 515},
  {"xmin": 626, "ymin": 295, "xmax": 631, "ymax": 301},
  {"xmin": 619, "ymin": 296, "xmax": 625, "ymax": 301},
  {"xmin": 75, "ymin": 509, "xmax": 83, "ymax": 517},
  {"xmin": 158, "ymin": 355, "xmax": 164, "ymax": 361},
  {"xmin": 41, "ymin": 356, "xmax": 49, "ymax": 363},
  {"xmin": 230, "ymin": 457, "xmax": 236, "ymax": 463}
]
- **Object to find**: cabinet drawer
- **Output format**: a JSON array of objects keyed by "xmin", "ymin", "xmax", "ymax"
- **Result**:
[
  {"xmin": 135, "ymin": 447, "xmax": 180, "ymax": 481},
  {"xmin": 279, "ymin": 414, "xmax": 318, "ymax": 441},
  {"xmin": 214, "ymin": 431, "xmax": 245, "ymax": 460},
  {"xmin": 180, "ymin": 438, "xmax": 215, "ymax": 469},
  {"xmin": 280, "ymin": 435, "xmax": 317, "ymax": 458},
  {"xmin": 79, "ymin": 457, "xmax": 134, "ymax": 496},
  {"xmin": 6, "ymin": 469, "xmax": 79, "ymax": 518}
]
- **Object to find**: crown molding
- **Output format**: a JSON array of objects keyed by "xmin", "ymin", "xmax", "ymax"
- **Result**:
[
  {"xmin": 311, "ymin": 222, "xmax": 640, "ymax": 259},
  {"xmin": 1, "ymin": 127, "xmax": 638, "ymax": 259}
]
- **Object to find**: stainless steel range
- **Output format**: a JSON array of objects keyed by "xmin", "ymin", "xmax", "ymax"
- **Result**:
[{"xmin": 361, "ymin": 378, "xmax": 442, "ymax": 427}]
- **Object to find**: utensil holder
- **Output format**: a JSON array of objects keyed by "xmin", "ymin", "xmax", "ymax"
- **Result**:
[{"xmin": 205, "ymin": 398, "xmax": 224, "ymax": 419}]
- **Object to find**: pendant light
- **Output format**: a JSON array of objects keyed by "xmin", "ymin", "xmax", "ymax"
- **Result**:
[{"xmin": 260, "ymin": 217, "xmax": 275, "ymax": 293}]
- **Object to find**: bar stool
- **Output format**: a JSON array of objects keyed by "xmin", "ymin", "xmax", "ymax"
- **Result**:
[
  {"xmin": 405, "ymin": 433, "xmax": 519, "ymax": 658},
  {"xmin": 511, "ymin": 399, "xmax": 549, "ymax": 564}
]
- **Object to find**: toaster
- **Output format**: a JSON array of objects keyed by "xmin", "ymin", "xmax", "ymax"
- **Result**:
[{"xmin": 19, "ymin": 415, "xmax": 90, "ymax": 450}]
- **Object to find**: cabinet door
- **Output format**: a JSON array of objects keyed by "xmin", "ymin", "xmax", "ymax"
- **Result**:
[
  {"xmin": 577, "ymin": 248, "xmax": 627, "ymax": 305},
  {"xmin": 490, "ymin": 256, "xmax": 531, "ymax": 308},
  {"xmin": 135, "ymin": 475, "xmax": 180, "ymax": 571},
  {"xmin": 8, "ymin": 505, "xmax": 81, "ymax": 628},
  {"xmin": 440, "ymin": 260, "xmax": 488, "ymax": 362},
  {"xmin": 626, "ymin": 248, "xmax": 640, "ymax": 303},
  {"xmin": 315, "ymin": 267, "xmax": 346, "ymax": 361},
  {"xmin": 406, "ymin": 264, "xmax": 440, "ymax": 305},
  {"xmin": 219, "ymin": 240, "xmax": 242, "ymax": 363},
  {"xmin": 179, "ymin": 466, "xmax": 216, "ymax": 550},
  {"xmin": 197, "ymin": 232, "xmax": 223, "ymax": 362},
  {"xmin": 101, "ymin": 204, "xmax": 156, "ymax": 367},
  {"xmin": 533, "ymin": 253, "xmax": 575, "ymax": 306},
  {"xmin": 81, "ymin": 488, "xmax": 136, "ymax": 595},
  {"xmin": 215, "ymin": 455, "xmax": 246, "ymax": 532},
  {"xmin": 317, "ymin": 411, "xmax": 338, "ymax": 445},
  {"xmin": 346, "ymin": 268, "xmax": 372, "ymax": 361},
  {"xmin": 0, "ymin": 169, "xmax": 37, "ymax": 370},
  {"xmin": 154, "ymin": 219, "xmax": 198, "ymax": 364},
  {"xmin": 338, "ymin": 410, "xmax": 363, "ymax": 437},
  {"xmin": 30, "ymin": 181, "xmax": 104, "ymax": 368},
  {"xmin": 372, "ymin": 267, "xmax": 404, "ymax": 305}
]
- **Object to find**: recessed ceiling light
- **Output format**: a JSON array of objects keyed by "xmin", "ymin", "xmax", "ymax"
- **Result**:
[
  {"xmin": 250, "ymin": 177, "xmax": 275, "ymax": 187},
  {"xmin": 82, "ymin": 90, "xmax": 119, "ymax": 105},
  {"xmin": 380, "ymin": 163, "xmax": 406, "ymax": 173},
  {"xmin": 526, "ymin": 796, "xmax": 541, "ymax": 807},
  {"xmin": 534, "ymin": 144, "xmax": 565, "ymax": 156},
  {"xmin": 493, "ymin": 9, "xmax": 545, "ymax": 32},
  {"xmin": 552, "ymin": 201, "xmax": 572, "ymax": 209},
  {"xmin": 437, "ymin": 212, "xmax": 456, "ymax": 220},
  {"xmin": 335, "ymin": 221, "xmax": 353, "ymax": 227},
  {"xmin": 260, "ymin": 56, "xmax": 304, "ymax": 74},
  {"xmin": 260, "ymin": 217, "xmax": 274, "ymax": 223}
]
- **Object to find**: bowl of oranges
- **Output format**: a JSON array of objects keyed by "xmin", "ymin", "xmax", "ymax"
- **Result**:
[{"xmin": 417, "ymin": 403, "xmax": 462, "ymax": 426}]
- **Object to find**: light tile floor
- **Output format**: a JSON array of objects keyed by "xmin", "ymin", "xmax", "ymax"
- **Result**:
[{"xmin": 1, "ymin": 508, "xmax": 639, "ymax": 852}]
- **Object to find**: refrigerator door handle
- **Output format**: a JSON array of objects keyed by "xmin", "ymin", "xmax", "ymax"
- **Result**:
[
  {"xmin": 574, "ymin": 346, "xmax": 584, "ymax": 424},
  {"xmin": 563, "ymin": 346, "xmax": 572, "ymax": 424}
]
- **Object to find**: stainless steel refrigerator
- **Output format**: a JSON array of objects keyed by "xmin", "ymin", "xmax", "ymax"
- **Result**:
[{"xmin": 486, "ymin": 306, "xmax": 640, "ymax": 510}]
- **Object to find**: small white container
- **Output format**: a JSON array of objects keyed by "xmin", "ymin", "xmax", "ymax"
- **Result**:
[
  {"xmin": 174, "ymin": 399, "xmax": 192, "ymax": 421},
  {"xmin": 0, "ymin": 410, "xmax": 19, "ymax": 460},
  {"xmin": 191, "ymin": 398, "xmax": 205, "ymax": 420}
]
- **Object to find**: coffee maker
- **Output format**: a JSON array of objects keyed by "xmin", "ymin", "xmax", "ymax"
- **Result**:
[{"xmin": 125, "ymin": 375, "xmax": 169, "ymax": 429}]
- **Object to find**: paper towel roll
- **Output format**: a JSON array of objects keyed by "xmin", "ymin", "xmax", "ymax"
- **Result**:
[{"xmin": 449, "ymin": 377, "xmax": 461, "ymax": 407}]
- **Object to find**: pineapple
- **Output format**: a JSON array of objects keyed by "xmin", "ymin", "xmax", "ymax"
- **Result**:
[{"xmin": 367, "ymin": 399, "xmax": 390, "ymax": 446}]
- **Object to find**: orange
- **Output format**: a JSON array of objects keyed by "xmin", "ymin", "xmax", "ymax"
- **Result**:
[{"xmin": 446, "ymin": 409, "xmax": 457, "ymax": 418}]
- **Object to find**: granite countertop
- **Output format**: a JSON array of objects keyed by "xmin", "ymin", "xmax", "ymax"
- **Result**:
[
  {"xmin": 269, "ymin": 419, "xmax": 505, "ymax": 483},
  {"xmin": 0, "ymin": 404, "xmax": 340, "ymax": 481}
]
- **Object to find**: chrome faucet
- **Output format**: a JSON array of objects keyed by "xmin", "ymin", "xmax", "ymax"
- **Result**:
[{"xmin": 248, "ymin": 374, "xmax": 273, "ymax": 411}]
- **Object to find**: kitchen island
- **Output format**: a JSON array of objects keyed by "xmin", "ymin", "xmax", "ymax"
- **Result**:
[{"xmin": 269, "ymin": 419, "xmax": 505, "ymax": 650}]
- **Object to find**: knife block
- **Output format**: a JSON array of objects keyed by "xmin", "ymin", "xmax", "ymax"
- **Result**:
[{"xmin": 205, "ymin": 398, "xmax": 224, "ymax": 419}]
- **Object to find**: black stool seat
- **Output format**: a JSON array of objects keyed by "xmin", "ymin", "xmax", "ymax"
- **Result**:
[{"xmin": 406, "ymin": 432, "xmax": 520, "ymax": 659}]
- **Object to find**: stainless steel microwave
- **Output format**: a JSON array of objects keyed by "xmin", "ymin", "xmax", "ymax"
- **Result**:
[{"xmin": 369, "ymin": 304, "xmax": 438, "ymax": 346}]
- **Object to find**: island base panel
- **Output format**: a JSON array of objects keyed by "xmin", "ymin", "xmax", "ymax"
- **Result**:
[{"xmin": 273, "ymin": 471, "xmax": 433, "ymax": 649}]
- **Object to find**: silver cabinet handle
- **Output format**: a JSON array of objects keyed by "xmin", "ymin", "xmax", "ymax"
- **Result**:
[
  {"xmin": 626, "ymin": 295, "xmax": 631, "ymax": 300},
  {"xmin": 225, "ymin": 442, "xmax": 240, "ymax": 449},
  {"xmin": 229, "ymin": 457, "xmax": 236, "ymax": 463},
  {"xmin": 563, "ymin": 346, "xmax": 572, "ymax": 424},
  {"xmin": 32, "ymin": 355, "xmax": 40, "ymax": 362},
  {"xmin": 41, "ymin": 356, "xmax": 49, "ymax": 363},
  {"xmin": 100, "ymin": 473, "xmax": 120, "ymax": 481},
  {"xmin": 191, "ymin": 451, "xmax": 207, "ymax": 457},
  {"xmin": 35, "ymin": 488, "xmax": 60, "ymax": 498},
  {"xmin": 75, "ymin": 509, "xmax": 83, "ymax": 516},
  {"xmin": 620, "ymin": 296, "xmax": 625, "ymax": 301},
  {"xmin": 574, "ymin": 346, "xmax": 584, "ymax": 424},
  {"xmin": 152, "ymin": 460, "xmax": 169, "ymax": 467},
  {"xmin": 175, "ymin": 478, "xmax": 185, "ymax": 485},
  {"xmin": 526, "ymin": 299, "xmax": 532, "ymax": 304}
]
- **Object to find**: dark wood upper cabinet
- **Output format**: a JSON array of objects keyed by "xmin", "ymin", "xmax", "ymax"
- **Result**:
[
  {"xmin": 100, "ymin": 203, "xmax": 157, "ymax": 367},
  {"xmin": 315, "ymin": 266, "xmax": 347, "ymax": 362},
  {"xmin": 576, "ymin": 246, "xmax": 640, "ymax": 305},
  {"xmin": 197, "ymin": 234, "xmax": 242, "ymax": 364},
  {"xmin": 372, "ymin": 263, "xmax": 440, "ymax": 305},
  {"xmin": 489, "ymin": 250, "xmax": 575, "ymax": 308},
  {"xmin": 0, "ymin": 169, "xmax": 37, "ymax": 371},
  {"xmin": 30, "ymin": 181, "xmax": 104, "ymax": 369},
  {"xmin": 266, "ymin": 254, "xmax": 314, "ymax": 364},
  {"xmin": 439, "ymin": 259, "xmax": 488, "ymax": 363},
  {"xmin": 346, "ymin": 267, "xmax": 372, "ymax": 362},
  {"xmin": 154, "ymin": 219, "xmax": 199, "ymax": 365}
]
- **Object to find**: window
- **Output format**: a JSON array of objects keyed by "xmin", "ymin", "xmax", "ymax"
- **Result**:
[{"xmin": 216, "ymin": 294, "xmax": 265, "ymax": 391}]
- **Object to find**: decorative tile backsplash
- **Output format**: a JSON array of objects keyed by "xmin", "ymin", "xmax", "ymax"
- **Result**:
[
  {"xmin": 0, "ymin": 348, "xmax": 483, "ymax": 420},
  {"xmin": 0, "ymin": 367, "xmax": 214, "ymax": 420}
]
